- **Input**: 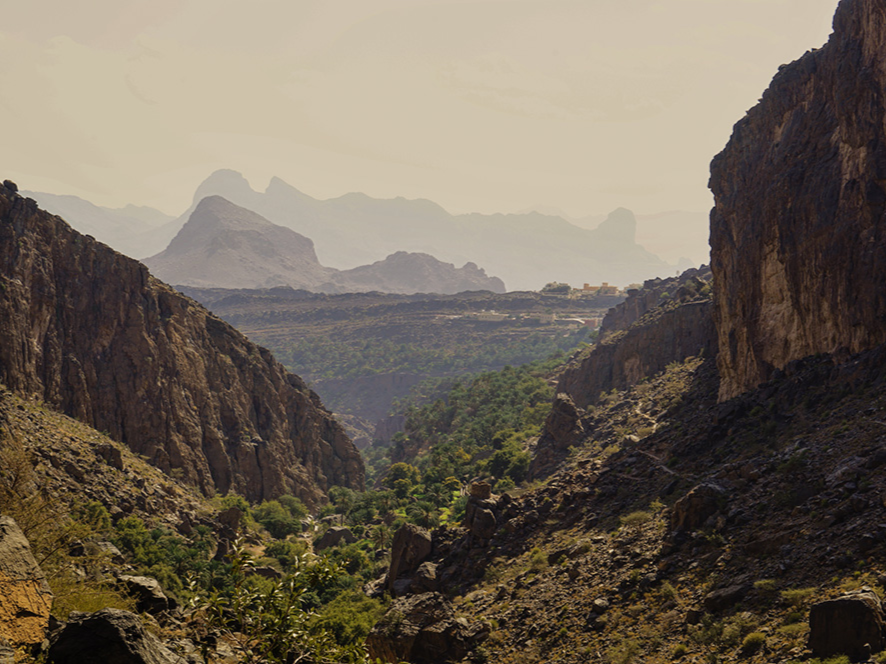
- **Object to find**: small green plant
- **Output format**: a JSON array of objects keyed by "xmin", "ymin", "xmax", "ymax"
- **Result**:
[
  {"xmin": 528, "ymin": 547, "xmax": 548, "ymax": 573},
  {"xmin": 607, "ymin": 638, "xmax": 640, "ymax": 664},
  {"xmin": 671, "ymin": 643, "xmax": 688, "ymax": 660},
  {"xmin": 659, "ymin": 581, "xmax": 678, "ymax": 601},
  {"xmin": 620, "ymin": 511, "xmax": 652, "ymax": 528},
  {"xmin": 781, "ymin": 587, "xmax": 816, "ymax": 607},
  {"xmin": 740, "ymin": 632, "xmax": 765, "ymax": 656}
]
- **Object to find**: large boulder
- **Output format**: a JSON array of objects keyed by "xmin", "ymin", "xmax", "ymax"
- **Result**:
[
  {"xmin": 47, "ymin": 608, "xmax": 179, "ymax": 664},
  {"xmin": 0, "ymin": 517, "xmax": 53, "ymax": 649},
  {"xmin": 387, "ymin": 524, "xmax": 432, "ymax": 594},
  {"xmin": 366, "ymin": 592, "xmax": 487, "ymax": 663},
  {"xmin": 315, "ymin": 526, "xmax": 356, "ymax": 551},
  {"xmin": 117, "ymin": 575, "xmax": 177, "ymax": 614},
  {"xmin": 670, "ymin": 483, "xmax": 726, "ymax": 534},
  {"xmin": 809, "ymin": 589, "xmax": 885, "ymax": 662}
]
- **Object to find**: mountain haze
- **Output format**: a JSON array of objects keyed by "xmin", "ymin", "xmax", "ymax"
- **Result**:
[
  {"xmin": 22, "ymin": 190, "xmax": 175, "ymax": 259},
  {"xmin": 163, "ymin": 170, "xmax": 673, "ymax": 291},
  {"xmin": 145, "ymin": 196, "xmax": 506, "ymax": 294}
]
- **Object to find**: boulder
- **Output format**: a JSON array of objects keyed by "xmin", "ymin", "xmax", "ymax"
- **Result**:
[
  {"xmin": 809, "ymin": 589, "xmax": 885, "ymax": 662},
  {"xmin": 216, "ymin": 506, "xmax": 242, "ymax": 534},
  {"xmin": 469, "ymin": 508, "xmax": 497, "ymax": 541},
  {"xmin": 703, "ymin": 584, "xmax": 750, "ymax": 613},
  {"xmin": 86, "ymin": 540, "xmax": 125, "ymax": 564},
  {"xmin": 97, "ymin": 443, "xmax": 124, "ymax": 470},
  {"xmin": 366, "ymin": 592, "xmax": 488, "ymax": 664},
  {"xmin": 315, "ymin": 526, "xmax": 356, "ymax": 551},
  {"xmin": 48, "ymin": 608, "xmax": 179, "ymax": 664},
  {"xmin": 0, "ymin": 517, "xmax": 53, "ymax": 649},
  {"xmin": 387, "ymin": 524, "xmax": 432, "ymax": 594},
  {"xmin": 118, "ymin": 575, "xmax": 176, "ymax": 614},
  {"xmin": 412, "ymin": 562, "xmax": 439, "ymax": 593},
  {"xmin": 469, "ymin": 482, "xmax": 492, "ymax": 500},
  {"xmin": 670, "ymin": 483, "xmax": 726, "ymax": 534}
]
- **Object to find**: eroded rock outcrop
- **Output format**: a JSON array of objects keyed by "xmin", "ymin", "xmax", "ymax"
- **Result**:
[
  {"xmin": 387, "ymin": 523, "xmax": 432, "ymax": 594},
  {"xmin": 0, "ymin": 517, "xmax": 53, "ymax": 650},
  {"xmin": 366, "ymin": 592, "xmax": 488, "ymax": 664},
  {"xmin": 710, "ymin": 0, "xmax": 886, "ymax": 400},
  {"xmin": 556, "ymin": 298, "xmax": 715, "ymax": 410},
  {"xmin": 0, "ymin": 183, "xmax": 363, "ymax": 504}
]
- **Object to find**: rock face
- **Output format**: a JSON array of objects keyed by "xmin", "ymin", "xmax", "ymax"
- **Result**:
[
  {"xmin": 387, "ymin": 523, "xmax": 433, "ymax": 594},
  {"xmin": 808, "ymin": 589, "xmax": 885, "ymax": 661},
  {"xmin": 0, "ymin": 517, "xmax": 53, "ymax": 650},
  {"xmin": 366, "ymin": 592, "xmax": 488, "ymax": 664},
  {"xmin": 556, "ymin": 298, "xmax": 715, "ymax": 410},
  {"xmin": 710, "ymin": 0, "xmax": 886, "ymax": 400},
  {"xmin": 0, "ymin": 183, "xmax": 363, "ymax": 504},
  {"xmin": 599, "ymin": 266, "xmax": 712, "ymax": 339},
  {"xmin": 48, "ymin": 608, "xmax": 179, "ymax": 664}
]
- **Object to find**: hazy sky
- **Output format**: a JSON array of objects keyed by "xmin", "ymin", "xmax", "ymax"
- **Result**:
[{"xmin": 1, "ymin": 0, "xmax": 837, "ymax": 217}]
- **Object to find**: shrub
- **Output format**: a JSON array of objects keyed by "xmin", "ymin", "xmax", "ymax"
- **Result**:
[
  {"xmin": 671, "ymin": 644, "xmax": 688, "ymax": 660},
  {"xmin": 740, "ymin": 632, "xmax": 765, "ymax": 656},
  {"xmin": 528, "ymin": 547, "xmax": 548, "ymax": 573},
  {"xmin": 620, "ymin": 511, "xmax": 652, "ymax": 528},
  {"xmin": 781, "ymin": 587, "xmax": 816, "ymax": 607},
  {"xmin": 253, "ymin": 497, "xmax": 308, "ymax": 539},
  {"xmin": 607, "ymin": 638, "xmax": 640, "ymax": 664}
]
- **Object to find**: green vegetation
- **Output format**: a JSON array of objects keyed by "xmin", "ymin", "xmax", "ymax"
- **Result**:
[{"xmin": 276, "ymin": 330, "xmax": 589, "ymax": 383}]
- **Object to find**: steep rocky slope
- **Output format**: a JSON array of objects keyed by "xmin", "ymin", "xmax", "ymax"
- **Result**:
[
  {"xmin": 710, "ymin": 0, "xmax": 886, "ymax": 400},
  {"xmin": 145, "ymin": 196, "xmax": 505, "ymax": 294},
  {"xmin": 0, "ymin": 182, "xmax": 363, "ymax": 505},
  {"xmin": 368, "ymin": 344, "xmax": 886, "ymax": 663}
]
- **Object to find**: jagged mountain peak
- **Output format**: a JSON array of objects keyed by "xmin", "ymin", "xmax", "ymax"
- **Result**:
[{"xmin": 594, "ymin": 207, "xmax": 637, "ymax": 245}]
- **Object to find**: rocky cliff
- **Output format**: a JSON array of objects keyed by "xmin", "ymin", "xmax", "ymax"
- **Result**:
[
  {"xmin": 710, "ymin": 0, "xmax": 886, "ymax": 400},
  {"xmin": 556, "ymin": 270, "xmax": 715, "ymax": 410},
  {"xmin": 0, "ymin": 182, "xmax": 363, "ymax": 505}
]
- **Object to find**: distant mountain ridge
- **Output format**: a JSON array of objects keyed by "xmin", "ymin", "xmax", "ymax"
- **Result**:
[
  {"xmin": 27, "ymin": 171, "xmax": 679, "ymax": 291},
  {"xmin": 179, "ymin": 170, "xmax": 672, "ymax": 291},
  {"xmin": 144, "ymin": 196, "xmax": 506, "ymax": 294},
  {"xmin": 21, "ymin": 190, "xmax": 176, "ymax": 258}
]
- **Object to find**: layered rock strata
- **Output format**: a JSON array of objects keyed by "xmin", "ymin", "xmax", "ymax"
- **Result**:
[
  {"xmin": 710, "ymin": 0, "xmax": 886, "ymax": 400},
  {"xmin": 0, "ymin": 182, "xmax": 363, "ymax": 504}
]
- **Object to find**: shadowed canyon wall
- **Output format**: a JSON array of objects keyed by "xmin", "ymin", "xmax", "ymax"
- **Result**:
[
  {"xmin": 711, "ymin": 0, "xmax": 886, "ymax": 400},
  {"xmin": 0, "ymin": 183, "xmax": 363, "ymax": 506}
]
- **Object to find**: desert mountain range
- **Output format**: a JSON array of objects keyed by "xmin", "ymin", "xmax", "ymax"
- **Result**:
[
  {"xmin": 142, "ymin": 196, "xmax": 505, "ymax": 294},
  {"xmin": 27, "ymin": 173, "xmax": 682, "ymax": 292}
]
